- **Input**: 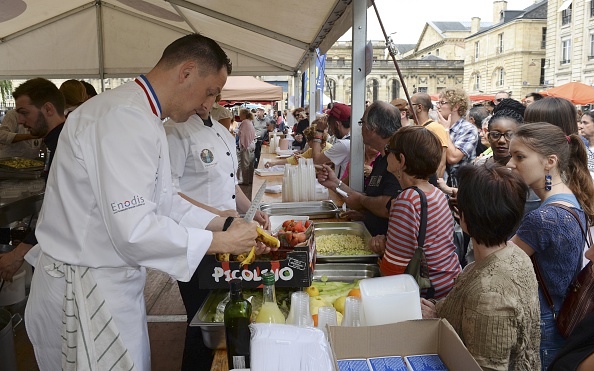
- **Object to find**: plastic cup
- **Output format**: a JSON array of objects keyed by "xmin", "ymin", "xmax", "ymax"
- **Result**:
[
  {"xmin": 286, "ymin": 291, "xmax": 313, "ymax": 327},
  {"xmin": 316, "ymin": 306, "xmax": 337, "ymax": 338},
  {"xmin": 342, "ymin": 296, "xmax": 362, "ymax": 327}
]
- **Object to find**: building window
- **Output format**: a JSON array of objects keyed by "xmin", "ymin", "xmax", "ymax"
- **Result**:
[
  {"xmin": 338, "ymin": 57, "xmax": 345, "ymax": 67},
  {"xmin": 418, "ymin": 87, "xmax": 428, "ymax": 93},
  {"xmin": 591, "ymin": 0, "xmax": 594, "ymax": 17},
  {"xmin": 561, "ymin": 38, "xmax": 571, "ymax": 64},
  {"xmin": 590, "ymin": 33, "xmax": 594, "ymax": 60},
  {"xmin": 541, "ymin": 27, "xmax": 547, "ymax": 49},
  {"xmin": 327, "ymin": 79, "xmax": 337, "ymax": 100},
  {"xmin": 496, "ymin": 68, "xmax": 505, "ymax": 86},
  {"xmin": 562, "ymin": 4, "xmax": 572, "ymax": 26},
  {"xmin": 540, "ymin": 59, "xmax": 545, "ymax": 85},
  {"xmin": 497, "ymin": 33, "xmax": 504, "ymax": 54},
  {"xmin": 474, "ymin": 42, "xmax": 480, "ymax": 61},
  {"xmin": 436, "ymin": 48, "xmax": 440, "ymax": 56},
  {"xmin": 473, "ymin": 74, "xmax": 481, "ymax": 91},
  {"xmin": 367, "ymin": 79, "xmax": 379, "ymax": 103},
  {"xmin": 391, "ymin": 79, "xmax": 400, "ymax": 100}
]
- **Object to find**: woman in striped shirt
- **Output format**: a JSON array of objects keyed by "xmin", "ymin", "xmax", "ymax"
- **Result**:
[{"xmin": 369, "ymin": 126, "xmax": 461, "ymax": 298}]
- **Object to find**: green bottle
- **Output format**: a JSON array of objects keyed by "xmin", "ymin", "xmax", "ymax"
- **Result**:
[{"xmin": 224, "ymin": 279, "xmax": 252, "ymax": 369}]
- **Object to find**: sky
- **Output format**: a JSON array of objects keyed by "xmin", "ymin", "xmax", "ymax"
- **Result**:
[{"xmin": 339, "ymin": 0, "xmax": 539, "ymax": 44}]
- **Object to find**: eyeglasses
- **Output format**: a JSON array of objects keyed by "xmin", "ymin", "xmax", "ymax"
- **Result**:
[
  {"xmin": 384, "ymin": 144, "xmax": 398, "ymax": 154},
  {"xmin": 488, "ymin": 131, "xmax": 513, "ymax": 141},
  {"xmin": 358, "ymin": 119, "xmax": 366, "ymax": 127},
  {"xmin": 436, "ymin": 101, "xmax": 449, "ymax": 106}
]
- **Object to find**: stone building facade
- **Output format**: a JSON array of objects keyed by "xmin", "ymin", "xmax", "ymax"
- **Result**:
[
  {"xmin": 464, "ymin": 0, "xmax": 548, "ymax": 98},
  {"xmin": 545, "ymin": 0, "xmax": 594, "ymax": 87}
]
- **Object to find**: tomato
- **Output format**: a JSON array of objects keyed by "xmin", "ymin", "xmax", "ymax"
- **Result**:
[
  {"xmin": 282, "ymin": 220, "xmax": 292, "ymax": 228},
  {"xmin": 305, "ymin": 220, "xmax": 312, "ymax": 228}
]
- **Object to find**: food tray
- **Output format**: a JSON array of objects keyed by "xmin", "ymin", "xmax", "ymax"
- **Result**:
[
  {"xmin": 190, "ymin": 263, "xmax": 380, "ymax": 349},
  {"xmin": 313, "ymin": 263, "xmax": 380, "ymax": 282},
  {"xmin": 0, "ymin": 157, "xmax": 44, "ymax": 171},
  {"xmin": 260, "ymin": 200, "xmax": 339, "ymax": 219},
  {"xmin": 314, "ymin": 222, "xmax": 378, "ymax": 263},
  {"xmin": 254, "ymin": 167, "xmax": 284, "ymax": 177}
]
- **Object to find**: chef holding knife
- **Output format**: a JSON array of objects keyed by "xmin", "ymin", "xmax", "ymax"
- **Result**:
[
  {"xmin": 166, "ymin": 101, "xmax": 270, "ymax": 370},
  {"xmin": 25, "ymin": 34, "xmax": 270, "ymax": 370}
]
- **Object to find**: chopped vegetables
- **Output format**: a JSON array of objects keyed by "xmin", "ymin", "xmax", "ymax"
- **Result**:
[{"xmin": 316, "ymin": 234, "xmax": 371, "ymax": 256}]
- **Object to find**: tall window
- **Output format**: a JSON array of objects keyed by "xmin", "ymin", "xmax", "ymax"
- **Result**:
[
  {"xmin": 497, "ymin": 33, "xmax": 504, "ymax": 54},
  {"xmin": 562, "ymin": 38, "xmax": 571, "ymax": 64},
  {"xmin": 591, "ymin": 0, "xmax": 594, "ymax": 17},
  {"xmin": 367, "ymin": 79, "xmax": 379, "ymax": 102},
  {"xmin": 590, "ymin": 32, "xmax": 594, "ymax": 59},
  {"xmin": 474, "ymin": 74, "xmax": 481, "ymax": 90},
  {"xmin": 326, "ymin": 79, "xmax": 337, "ymax": 100},
  {"xmin": 474, "ymin": 42, "xmax": 480, "ymax": 61},
  {"xmin": 496, "ymin": 68, "xmax": 505, "ymax": 86},
  {"xmin": 562, "ymin": 4, "xmax": 572, "ymax": 26},
  {"xmin": 540, "ymin": 59, "xmax": 546, "ymax": 85},
  {"xmin": 391, "ymin": 79, "xmax": 400, "ymax": 100},
  {"xmin": 541, "ymin": 27, "xmax": 547, "ymax": 49}
]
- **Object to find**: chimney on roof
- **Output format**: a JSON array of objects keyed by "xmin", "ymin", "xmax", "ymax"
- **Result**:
[
  {"xmin": 493, "ymin": 0, "xmax": 508, "ymax": 23},
  {"xmin": 471, "ymin": 17, "xmax": 481, "ymax": 34}
]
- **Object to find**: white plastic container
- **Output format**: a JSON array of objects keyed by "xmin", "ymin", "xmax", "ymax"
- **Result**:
[
  {"xmin": 359, "ymin": 275, "xmax": 422, "ymax": 326},
  {"xmin": 0, "ymin": 267, "xmax": 26, "ymax": 307}
]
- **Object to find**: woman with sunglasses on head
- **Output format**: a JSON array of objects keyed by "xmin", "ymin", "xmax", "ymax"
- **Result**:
[
  {"xmin": 508, "ymin": 123, "xmax": 594, "ymax": 370},
  {"xmin": 369, "ymin": 126, "xmax": 461, "ymax": 299}
]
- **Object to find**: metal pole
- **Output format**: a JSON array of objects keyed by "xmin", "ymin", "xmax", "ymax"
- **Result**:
[
  {"xmin": 349, "ymin": 0, "xmax": 366, "ymax": 192},
  {"xmin": 370, "ymin": 0, "xmax": 419, "ymax": 125},
  {"xmin": 95, "ymin": 0, "xmax": 105, "ymax": 92}
]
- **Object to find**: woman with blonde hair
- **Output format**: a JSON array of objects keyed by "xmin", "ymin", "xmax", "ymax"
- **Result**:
[
  {"xmin": 59, "ymin": 80, "xmax": 87, "ymax": 116},
  {"xmin": 508, "ymin": 123, "xmax": 594, "ymax": 370}
]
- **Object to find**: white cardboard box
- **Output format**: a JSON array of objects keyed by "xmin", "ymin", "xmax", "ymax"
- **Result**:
[{"xmin": 328, "ymin": 319, "xmax": 481, "ymax": 371}]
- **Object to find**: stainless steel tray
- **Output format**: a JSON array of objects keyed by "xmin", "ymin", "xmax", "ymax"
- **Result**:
[
  {"xmin": 189, "ymin": 290, "xmax": 229, "ymax": 349},
  {"xmin": 313, "ymin": 263, "xmax": 380, "ymax": 282},
  {"xmin": 259, "ymin": 200, "xmax": 339, "ymax": 219},
  {"xmin": 314, "ymin": 221, "xmax": 378, "ymax": 263}
]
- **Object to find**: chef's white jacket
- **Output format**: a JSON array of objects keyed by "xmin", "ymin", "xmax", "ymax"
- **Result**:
[
  {"xmin": 26, "ymin": 78, "xmax": 218, "ymax": 370},
  {"xmin": 165, "ymin": 115, "xmax": 238, "ymax": 210}
]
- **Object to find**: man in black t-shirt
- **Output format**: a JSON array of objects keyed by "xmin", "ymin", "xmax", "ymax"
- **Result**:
[{"xmin": 317, "ymin": 101, "xmax": 402, "ymax": 236}]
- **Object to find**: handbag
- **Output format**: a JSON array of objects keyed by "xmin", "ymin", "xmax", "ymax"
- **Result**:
[
  {"xmin": 531, "ymin": 202, "xmax": 594, "ymax": 338},
  {"xmin": 403, "ymin": 186, "xmax": 435, "ymax": 299}
]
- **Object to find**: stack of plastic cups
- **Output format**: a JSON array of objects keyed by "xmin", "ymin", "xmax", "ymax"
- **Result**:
[
  {"xmin": 286, "ymin": 291, "xmax": 314, "ymax": 327},
  {"xmin": 307, "ymin": 158, "xmax": 315, "ymax": 201},
  {"xmin": 316, "ymin": 306, "xmax": 338, "ymax": 338},
  {"xmin": 341, "ymin": 296, "xmax": 362, "ymax": 327}
]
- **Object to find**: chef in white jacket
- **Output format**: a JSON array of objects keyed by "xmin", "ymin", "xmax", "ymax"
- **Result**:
[{"xmin": 25, "ymin": 34, "xmax": 263, "ymax": 370}]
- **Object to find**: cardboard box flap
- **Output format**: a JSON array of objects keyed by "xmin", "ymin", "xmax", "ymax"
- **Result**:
[{"xmin": 437, "ymin": 319, "xmax": 481, "ymax": 370}]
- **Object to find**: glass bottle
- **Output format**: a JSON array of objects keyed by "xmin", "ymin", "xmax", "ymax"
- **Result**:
[
  {"xmin": 255, "ymin": 271, "xmax": 286, "ymax": 323},
  {"xmin": 224, "ymin": 279, "xmax": 252, "ymax": 369}
]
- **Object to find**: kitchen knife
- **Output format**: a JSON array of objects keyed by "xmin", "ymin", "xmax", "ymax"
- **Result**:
[{"xmin": 244, "ymin": 181, "xmax": 267, "ymax": 223}]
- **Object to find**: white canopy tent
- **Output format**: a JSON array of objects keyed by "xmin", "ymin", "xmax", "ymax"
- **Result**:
[{"xmin": 0, "ymin": 0, "xmax": 357, "ymax": 79}]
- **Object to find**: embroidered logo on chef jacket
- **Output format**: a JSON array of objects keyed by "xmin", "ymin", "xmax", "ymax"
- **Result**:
[
  {"xmin": 111, "ymin": 195, "xmax": 146, "ymax": 214},
  {"xmin": 200, "ymin": 149, "xmax": 214, "ymax": 164}
]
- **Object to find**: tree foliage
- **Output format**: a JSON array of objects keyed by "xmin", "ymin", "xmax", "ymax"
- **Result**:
[{"xmin": 0, "ymin": 80, "xmax": 13, "ymax": 105}]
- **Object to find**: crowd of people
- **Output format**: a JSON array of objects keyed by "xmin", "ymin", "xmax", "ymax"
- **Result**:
[{"xmin": 0, "ymin": 32, "xmax": 593, "ymax": 371}]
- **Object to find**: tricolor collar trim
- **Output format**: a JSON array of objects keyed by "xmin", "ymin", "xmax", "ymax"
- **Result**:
[{"xmin": 135, "ymin": 75, "xmax": 162, "ymax": 118}]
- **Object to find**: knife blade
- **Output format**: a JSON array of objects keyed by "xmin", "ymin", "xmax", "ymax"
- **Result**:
[{"xmin": 244, "ymin": 181, "xmax": 267, "ymax": 223}]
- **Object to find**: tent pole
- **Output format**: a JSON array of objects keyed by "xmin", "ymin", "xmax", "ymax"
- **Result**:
[
  {"xmin": 96, "ymin": 1, "xmax": 106, "ymax": 92},
  {"xmin": 349, "ymin": 0, "xmax": 366, "ymax": 193},
  {"xmin": 308, "ymin": 53, "xmax": 317, "ymax": 119}
]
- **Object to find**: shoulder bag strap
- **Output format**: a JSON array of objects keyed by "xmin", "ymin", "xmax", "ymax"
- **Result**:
[
  {"xmin": 532, "ymin": 202, "xmax": 591, "ymax": 319},
  {"xmin": 408, "ymin": 186, "xmax": 428, "ymax": 247}
]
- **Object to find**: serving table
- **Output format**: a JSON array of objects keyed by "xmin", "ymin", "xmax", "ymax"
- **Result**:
[{"xmin": 209, "ymin": 151, "xmax": 343, "ymax": 371}]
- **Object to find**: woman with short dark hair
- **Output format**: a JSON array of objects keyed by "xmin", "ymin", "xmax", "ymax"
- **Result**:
[
  {"xmin": 421, "ymin": 164, "xmax": 541, "ymax": 370},
  {"xmin": 369, "ymin": 126, "xmax": 461, "ymax": 299}
]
